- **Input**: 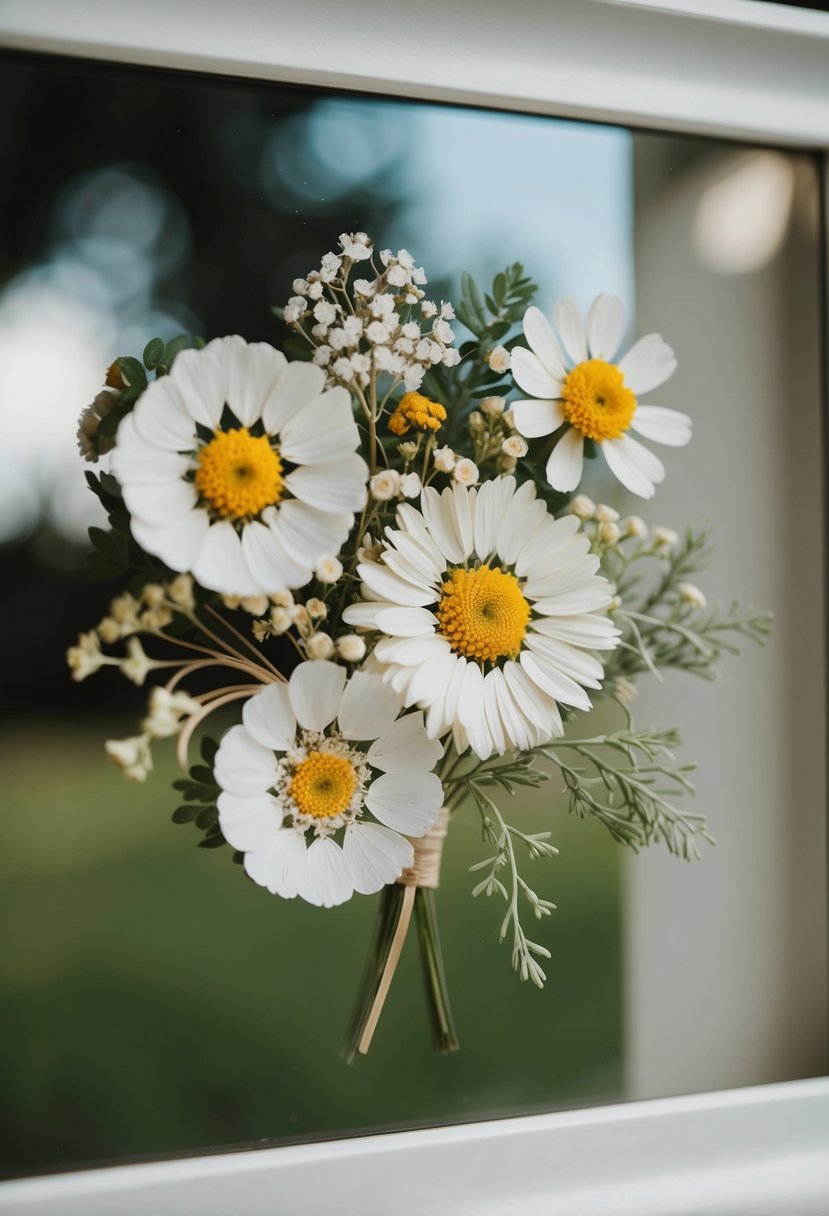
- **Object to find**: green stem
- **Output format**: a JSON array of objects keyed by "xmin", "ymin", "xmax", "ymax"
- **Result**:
[
  {"xmin": 415, "ymin": 887, "xmax": 459, "ymax": 1053},
  {"xmin": 342, "ymin": 883, "xmax": 406, "ymax": 1065}
]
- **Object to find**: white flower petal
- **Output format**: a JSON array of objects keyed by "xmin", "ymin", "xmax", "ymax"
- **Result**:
[
  {"xmin": 631, "ymin": 404, "xmax": 692, "ymax": 447},
  {"xmin": 618, "ymin": 333, "xmax": 677, "ymax": 395},
  {"xmin": 602, "ymin": 434, "xmax": 665, "ymax": 499},
  {"xmin": 279, "ymin": 387, "xmax": 360, "ymax": 464},
  {"xmin": 526, "ymin": 632, "xmax": 605, "ymax": 687},
  {"xmin": 530, "ymin": 614, "xmax": 619, "ymax": 649},
  {"xmin": 511, "ymin": 398, "xmax": 565, "ymax": 439},
  {"xmin": 214, "ymin": 724, "xmax": 278, "ymax": 796},
  {"xmin": 523, "ymin": 305, "xmax": 567, "ymax": 380},
  {"xmin": 112, "ymin": 413, "xmax": 191, "ymax": 484},
  {"xmin": 337, "ymin": 672, "xmax": 402, "ymax": 742},
  {"xmin": 192, "ymin": 520, "xmax": 261, "ymax": 596},
  {"xmin": 342, "ymin": 602, "xmax": 436, "ymax": 636},
  {"xmin": 532, "ymin": 578, "xmax": 613, "ymax": 615},
  {"xmin": 514, "ymin": 514, "xmax": 580, "ymax": 578},
  {"xmin": 511, "ymin": 348, "xmax": 562, "ymax": 400},
  {"xmin": 131, "ymin": 375, "xmax": 198, "ymax": 450},
  {"xmin": 365, "ymin": 770, "xmax": 443, "ymax": 836},
  {"xmin": 288, "ymin": 660, "xmax": 347, "ymax": 732},
  {"xmin": 399, "ymin": 649, "xmax": 457, "ymax": 710},
  {"xmin": 586, "ymin": 293, "xmax": 625, "ymax": 361},
  {"xmin": 545, "ymin": 428, "xmax": 584, "ymax": 492},
  {"xmin": 374, "ymin": 635, "xmax": 449, "ymax": 668},
  {"xmin": 496, "ymin": 479, "xmax": 546, "ymax": 566},
  {"xmin": 244, "ymin": 828, "xmax": 306, "ymax": 897},
  {"xmin": 121, "ymin": 477, "xmax": 197, "ymax": 529},
  {"xmin": 380, "ymin": 541, "xmax": 441, "ymax": 589},
  {"xmin": 242, "ymin": 682, "xmax": 296, "ymax": 752},
  {"xmin": 455, "ymin": 659, "xmax": 494, "ymax": 760},
  {"xmin": 217, "ymin": 790, "xmax": 282, "ymax": 851},
  {"xmin": 226, "ymin": 338, "xmax": 287, "ymax": 427},
  {"xmin": 522, "ymin": 552, "xmax": 601, "ymax": 600},
  {"xmin": 497, "ymin": 664, "xmax": 541, "ymax": 750},
  {"xmin": 358, "ymin": 561, "xmax": 435, "ymax": 607},
  {"xmin": 449, "ymin": 483, "xmax": 475, "ymax": 558},
  {"xmin": 396, "ymin": 504, "xmax": 447, "ymax": 570},
  {"xmin": 262, "ymin": 361, "xmax": 327, "ymax": 435},
  {"xmin": 285, "ymin": 453, "xmax": 367, "ymax": 514},
  {"xmin": 241, "ymin": 518, "xmax": 312, "ymax": 593},
  {"xmin": 296, "ymin": 837, "xmax": 354, "ymax": 907},
  {"xmin": 271, "ymin": 499, "xmax": 352, "ymax": 567},
  {"xmin": 520, "ymin": 649, "xmax": 592, "ymax": 711},
  {"xmin": 482, "ymin": 671, "xmax": 507, "ymax": 756},
  {"xmin": 554, "ymin": 294, "xmax": 588, "ymax": 364},
  {"xmin": 420, "ymin": 487, "xmax": 466, "ymax": 564},
  {"xmin": 503, "ymin": 662, "xmax": 563, "ymax": 743},
  {"xmin": 473, "ymin": 475, "xmax": 517, "ymax": 562},
  {"xmin": 343, "ymin": 823, "xmax": 413, "ymax": 895},
  {"xmin": 130, "ymin": 508, "xmax": 210, "ymax": 574},
  {"xmin": 367, "ymin": 711, "xmax": 442, "ymax": 774},
  {"xmin": 167, "ymin": 338, "xmax": 231, "ymax": 429}
]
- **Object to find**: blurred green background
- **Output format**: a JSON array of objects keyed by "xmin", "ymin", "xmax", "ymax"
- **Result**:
[
  {"xmin": 0, "ymin": 53, "xmax": 631, "ymax": 1176},
  {"xmin": 0, "ymin": 722, "xmax": 621, "ymax": 1175}
]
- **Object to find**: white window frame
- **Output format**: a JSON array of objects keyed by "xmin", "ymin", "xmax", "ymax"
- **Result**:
[{"xmin": 1, "ymin": 2, "xmax": 828, "ymax": 1211}]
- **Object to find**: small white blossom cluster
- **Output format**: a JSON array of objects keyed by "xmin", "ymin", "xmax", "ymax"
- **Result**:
[
  {"xmin": 466, "ymin": 396, "xmax": 524, "ymax": 474},
  {"xmin": 369, "ymin": 469, "xmax": 422, "ymax": 502},
  {"xmin": 283, "ymin": 233, "xmax": 460, "ymax": 393}
]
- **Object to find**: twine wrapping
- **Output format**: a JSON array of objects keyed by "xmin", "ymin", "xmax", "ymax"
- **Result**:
[{"xmin": 357, "ymin": 807, "xmax": 449, "ymax": 1055}]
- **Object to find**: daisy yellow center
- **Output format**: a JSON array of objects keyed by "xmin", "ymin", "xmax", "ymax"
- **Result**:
[
  {"xmin": 437, "ymin": 565, "xmax": 530, "ymax": 665},
  {"xmin": 195, "ymin": 428, "xmax": 283, "ymax": 520},
  {"xmin": 561, "ymin": 359, "xmax": 636, "ymax": 442},
  {"xmin": 288, "ymin": 751, "xmax": 357, "ymax": 819}
]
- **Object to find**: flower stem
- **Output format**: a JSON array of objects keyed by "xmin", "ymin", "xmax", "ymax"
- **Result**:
[
  {"xmin": 414, "ymin": 887, "xmax": 459, "ymax": 1053},
  {"xmin": 342, "ymin": 883, "xmax": 408, "ymax": 1065}
]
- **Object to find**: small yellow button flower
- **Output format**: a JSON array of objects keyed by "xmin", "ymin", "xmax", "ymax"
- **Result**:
[{"xmin": 388, "ymin": 391, "xmax": 447, "ymax": 437}]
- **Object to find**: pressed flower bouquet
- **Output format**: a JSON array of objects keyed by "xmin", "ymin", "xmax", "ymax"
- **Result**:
[{"xmin": 69, "ymin": 233, "xmax": 770, "ymax": 1057}]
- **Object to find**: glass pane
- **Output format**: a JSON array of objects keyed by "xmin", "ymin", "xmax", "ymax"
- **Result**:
[{"xmin": 0, "ymin": 52, "xmax": 824, "ymax": 1178}]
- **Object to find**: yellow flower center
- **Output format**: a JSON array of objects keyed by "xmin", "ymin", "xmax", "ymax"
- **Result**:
[
  {"xmin": 388, "ymin": 391, "xmax": 447, "ymax": 437},
  {"xmin": 436, "ymin": 565, "xmax": 530, "ymax": 665},
  {"xmin": 288, "ymin": 751, "xmax": 357, "ymax": 819},
  {"xmin": 195, "ymin": 428, "xmax": 283, "ymax": 520},
  {"xmin": 560, "ymin": 359, "xmax": 636, "ymax": 443}
]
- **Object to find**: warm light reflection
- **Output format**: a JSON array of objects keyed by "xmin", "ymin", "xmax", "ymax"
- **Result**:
[{"xmin": 693, "ymin": 152, "xmax": 795, "ymax": 275}]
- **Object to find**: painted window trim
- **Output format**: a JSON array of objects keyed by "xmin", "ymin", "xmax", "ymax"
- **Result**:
[{"xmin": 0, "ymin": 1, "xmax": 827, "ymax": 1210}]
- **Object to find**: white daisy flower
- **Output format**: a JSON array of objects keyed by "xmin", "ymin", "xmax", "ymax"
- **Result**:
[
  {"xmin": 511, "ymin": 294, "xmax": 691, "ymax": 499},
  {"xmin": 111, "ymin": 336, "xmax": 368, "ymax": 597},
  {"xmin": 213, "ymin": 662, "xmax": 443, "ymax": 908},
  {"xmin": 342, "ymin": 478, "xmax": 620, "ymax": 760}
]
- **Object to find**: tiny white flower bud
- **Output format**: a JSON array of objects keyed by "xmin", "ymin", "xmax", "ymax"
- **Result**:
[
  {"xmin": 502, "ymin": 435, "xmax": 528, "ymax": 458},
  {"xmin": 623, "ymin": 515, "xmax": 648, "ymax": 539},
  {"xmin": 241, "ymin": 595, "xmax": 270, "ymax": 617},
  {"xmin": 252, "ymin": 619, "xmax": 272, "ymax": 642},
  {"xmin": 453, "ymin": 458, "xmax": 479, "ymax": 486},
  {"xmin": 599, "ymin": 521, "xmax": 621, "ymax": 545},
  {"xmin": 370, "ymin": 469, "xmax": 402, "ymax": 501},
  {"xmin": 168, "ymin": 574, "xmax": 195, "ymax": 610},
  {"xmin": 270, "ymin": 590, "xmax": 294, "ymax": 608},
  {"xmin": 306, "ymin": 597, "xmax": 328, "ymax": 620},
  {"xmin": 306, "ymin": 632, "xmax": 335, "ymax": 660},
  {"xmin": 269, "ymin": 606, "xmax": 292, "ymax": 634},
  {"xmin": 480, "ymin": 395, "xmax": 506, "ymax": 417},
  {"xmin": 336, "ymin": 634, "xmax": 367, "ymax": 663},
  {"xmin": 679, "ymin": 582, "xmax": 707, "ymax": 610},
  {"xmin": 120, "ymin": 637, "xmax": 156, "ymax": 686},
  {"xmin": 488, "ymin": 345, "xmax": 511, "ymax": 373},
  {"xmin": 105, "ymin": 734, "xmax": 153, "ymax": 782},
  {"xmin": 614, "ymin": 676, "xmax": 637, "ymax": 705},
  {"xmin": 653, "ymin": 526, "xmax": 679, "ymax": 549},
  {"xmin": 291, "ymin": 604, "xmax": 310, "ymax": 630},
  {"xmin": 315, "ymin": 556, "xmax": 343, "ymax": 584},
  {"xmin": 97, "ymin": 617, "xmax": 121, "ymax": 646},
  {"xmin": 397, "ymin": 440, "xmax": 418, "ymax": 461},
  {"xmin": 399, "ymin": 472, "xmax": 422, "ymax": 499},
  {"xmin": 594, "ymin": 504, "xmax": 620, "ymax": 523},
  {"xmin": 433, "ymin": 445, "xmax": 457, "ymax": 473},
  {"xmin": 570, "ymin": 495, "xmax": 596, "ymax": 520}
]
